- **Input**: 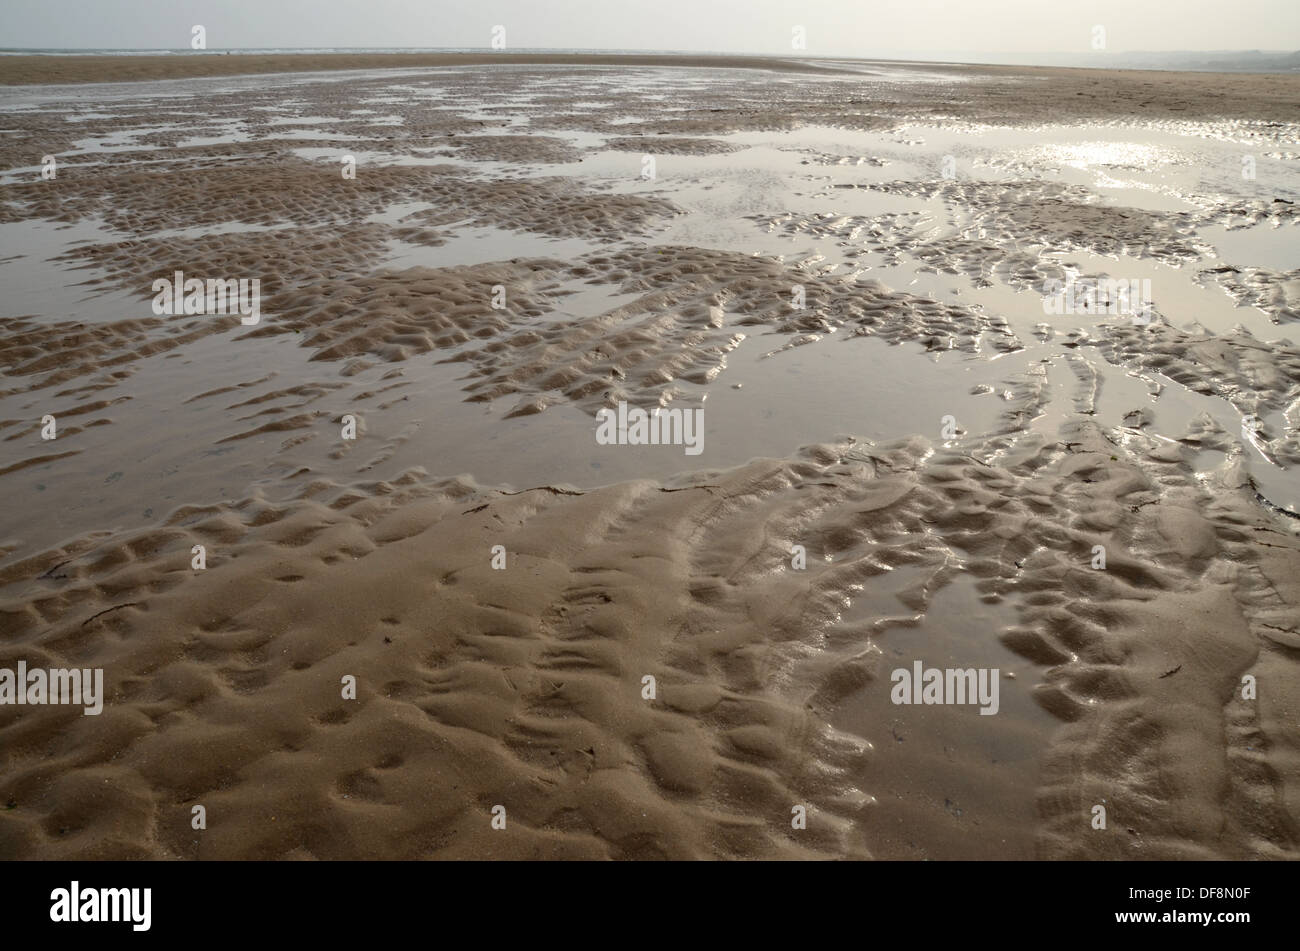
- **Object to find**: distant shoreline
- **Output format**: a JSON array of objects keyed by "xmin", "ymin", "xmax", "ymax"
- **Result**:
[
  {"xmin": 0, "ymin": 51, "xmax": 860, "ymax": 85},
  {"xmin": 4, "ymin": 50, "xmax": 1300, "ymax": 87}
]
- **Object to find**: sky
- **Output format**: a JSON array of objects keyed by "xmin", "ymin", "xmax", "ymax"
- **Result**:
[{"xmin": 3, "ymin": 0, "xmax": 1298, "ymax": 55}]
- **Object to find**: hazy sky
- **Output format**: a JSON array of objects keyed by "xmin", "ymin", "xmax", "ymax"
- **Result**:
[{"xmin": 4, "ymin": 0, "xmax": 1298, "ymax": 54}]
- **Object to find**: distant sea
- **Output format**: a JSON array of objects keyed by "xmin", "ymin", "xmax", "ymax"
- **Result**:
[{"xmin": 1, "ymin": 47, "xmax": 1295, "ymax": 72}]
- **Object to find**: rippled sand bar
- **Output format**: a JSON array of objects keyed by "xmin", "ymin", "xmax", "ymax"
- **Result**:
[{"xmin": 1, "ymin": 55, "xmax": 1298, "ymax": 860}]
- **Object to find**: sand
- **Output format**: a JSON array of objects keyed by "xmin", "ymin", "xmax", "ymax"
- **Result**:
[{"xmin": 1, "ymin": 54, "xmax": 1298, "ymax": 860}]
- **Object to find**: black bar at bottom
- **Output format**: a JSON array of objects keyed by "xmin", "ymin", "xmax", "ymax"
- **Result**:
[{"xmin": 1, "ymin": 860, "xmax": 1284, "ymax": 939}]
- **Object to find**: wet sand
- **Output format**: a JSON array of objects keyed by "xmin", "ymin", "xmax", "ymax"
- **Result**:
[{"xmin": 1, "ymin": 55, "xmax": 1298, "ymax": 860}]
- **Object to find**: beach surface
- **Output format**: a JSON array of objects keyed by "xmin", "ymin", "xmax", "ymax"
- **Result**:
[{"xmin": 1, "ymin": 53, "xmax": 1298, "ymax": 860}]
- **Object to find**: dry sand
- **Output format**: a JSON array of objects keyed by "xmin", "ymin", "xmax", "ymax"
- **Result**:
[{"xmin": 1, "ymin": 54, "xmax": 1298, "ymax": 860}]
